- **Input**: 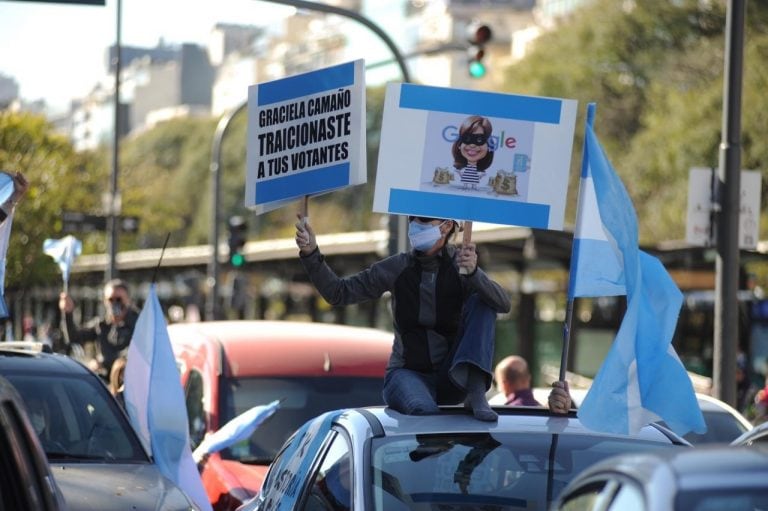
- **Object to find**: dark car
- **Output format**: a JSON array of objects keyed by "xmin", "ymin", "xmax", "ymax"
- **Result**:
[
  {"xmin": 239, "ymin": 405, "xmax": 689, "ymax": 510},
  {"xmin": 0, "ymin": 373, "xmax": 66, "ymax": 510},
  {"xmin": 553, "ymin": 446, "xmax": 768, "ymax": 511},
  {"xmin": 0, "ymin": 342, "xmax": 198, "ymax": 510}
]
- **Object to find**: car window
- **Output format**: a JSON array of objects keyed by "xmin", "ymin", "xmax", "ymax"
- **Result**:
[
  {"xmin": 184, "ymin": 369, "xmax": 206, "ymax": 449},
  {"xmin": 681, "ymin": 410, "xmax": 750, "ymax": 444},
  {"xmin": 559, "ymin": 481, "xmax": 613, "ymax": 511},
  {"xmin": 370, "ymin": 432, "xmax": 677, "ymax": 510},
  {"xmin": 676, "ymin": 488, "xmax": 768, "ymax": 511},
  {"xmin": 219, "ymin": 376, "xmax": 383, "ymax": 463},
  {"xmin": 301, "ymin": 432, "xmax": 352, "ymax": 511},
  {"xmin": 256, "ymin": 411, "xmax": 344, "ymax": 510},
  {"xmin": 7, "ymin": 373, "xmax": 148, "ymax": 462},
  {"xmin": 607, "ymin": 481, "xmax": 644, "ymax": 510},
  {"xmin": 0, "ymin": 398, "xmax": 59, "ymax": 510}
]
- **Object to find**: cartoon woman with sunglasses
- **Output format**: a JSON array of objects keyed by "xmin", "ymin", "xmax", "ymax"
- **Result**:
[{"xmin": 452, "ymin": 115, "xmax": 494, "ymax": 191}]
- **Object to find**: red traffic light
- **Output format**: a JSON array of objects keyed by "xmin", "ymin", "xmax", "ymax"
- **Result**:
[{"xmin": 468, "ymin": 24, "xmax": 492, "ymax": 45}]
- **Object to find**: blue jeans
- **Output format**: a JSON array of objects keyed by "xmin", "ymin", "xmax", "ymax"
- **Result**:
[{"xmin": 383, "ymin": 294, "xmax": 497, "ymax": 414}]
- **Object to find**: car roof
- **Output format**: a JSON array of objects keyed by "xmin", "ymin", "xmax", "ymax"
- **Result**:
[
  {"xmin": 167, "ymin": 320, "xmax": 393, "ymax": 377},
  {"xmin": 0, "ymin": 344, "xmax": 93, "ymax": 376},
  {"xmin": 167, "ymin": 320, "xmax": 392, "ymax": 344},
  {"xmin": 571, "ymin": 445, "xmax": 768, "ymax": 490},
  {"xmin": 530, "ymin": 387, "xmax": 753, "ymax": 429},
  {"xmin": 342, "ymin": 406, "xmax": 687, "ymax": 445},
  {"xmin": 732, "ymin": 420, "xmax": 768, "ymax": 445}
]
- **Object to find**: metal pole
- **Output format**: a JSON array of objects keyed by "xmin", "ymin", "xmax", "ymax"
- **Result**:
[
  {"xmin": 257, "ymin": 0, "xmax": 412, "ymax": 254},
  {"xmin": 713, "ymin": 0, "xmax": 745, "ymax": 407},
  {"xmin": 258, "ymin": 0, "xmax": 411, "ymax": 83},
  {"xmin": 206, "ymin": 101, "xmax": 248, "ymax": 321},
  {"xmin": 106, "ymin": 0, "xmax": 122, "ymax": 280},
  {"xmin": 365, "ymin": 42, "xmax": 467, "ymax": 71}
]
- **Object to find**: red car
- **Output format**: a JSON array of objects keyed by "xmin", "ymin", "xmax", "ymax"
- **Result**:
[{"xmin": 167, "ymin": 320, "xmax": 392, "ymax": 511}]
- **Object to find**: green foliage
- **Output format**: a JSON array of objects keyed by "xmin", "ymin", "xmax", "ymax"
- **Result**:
[
  {"xmin": 0, "ymin": 112, "xmax": 106, "ymax": 287},
  {"xmin": 114, "ymin": 84, "xmax": 389, "ymax": 250},
  {"xmin": 503, "ymin": 0, "xmax": 768, "ymax": 243},
  {"xmin": 120, "ymin": 117, "xmax": 217, "ymax": 248}
]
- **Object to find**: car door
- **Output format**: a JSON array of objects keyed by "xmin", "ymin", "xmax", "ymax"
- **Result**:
[
  {"xmin": 247, "ymin": 411, "xmax": 346, "ymax": 511},
  {"xmin": 0, "ymin": 376, "xmax": 65, "ymax": 511},
  {"xmin": 300, "ymin": 431, "xmax": 353, "ymax": 511}
]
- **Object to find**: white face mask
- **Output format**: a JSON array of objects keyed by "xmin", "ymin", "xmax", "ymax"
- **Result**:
[{"xmin": 408, "ymin": 221, "xmax": 445, "ymax": 251}]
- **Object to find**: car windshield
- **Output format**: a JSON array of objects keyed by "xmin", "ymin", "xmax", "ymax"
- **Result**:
[
  {"xmin": 219, "ymin": 376, "xmax": 384, "ymax": 463},
  {"xmin": 370, "ymin": 432, "xmax": 679, "ymax": 510},
  {"xmin": 681, "ymin": 410, "xmax": 749, "ymax": 444},
  {"xmin": 7, "ymin": 373, "xmax": 148, "ymax": 463}
]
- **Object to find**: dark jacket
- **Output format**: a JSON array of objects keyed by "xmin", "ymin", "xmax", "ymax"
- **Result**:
[
  {"xmin": 61, "ymin": 308, "xmax": 140, "ymax": 378},
  {"xmin": 300, "ymin": 245, "xmax": 510, "ymax": 372}
]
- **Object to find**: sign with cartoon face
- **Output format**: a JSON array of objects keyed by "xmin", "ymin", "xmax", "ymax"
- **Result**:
[
  {"xmin": 374, "ymin": 83, "xmax": 577, "ymax": 230},
  {"xmin": 246, "ymin": 60, "xmax": 367, "ymax": 214}
]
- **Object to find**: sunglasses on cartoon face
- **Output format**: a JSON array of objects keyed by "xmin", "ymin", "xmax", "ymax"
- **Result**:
[{"xmin": 459, "ymin": 132, "xmax": 489, "ymax": 146}]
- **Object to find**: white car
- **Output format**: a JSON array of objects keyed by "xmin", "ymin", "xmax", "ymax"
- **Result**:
[
  {"xmin": 553, "ymin": 446, "xmax": 768, "ymax": 511},
  {"xmin": 239, "ymin": 405, "xmax": 689, "ymax": 510}
]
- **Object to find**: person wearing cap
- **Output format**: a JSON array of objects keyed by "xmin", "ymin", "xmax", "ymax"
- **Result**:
[{"xmin": 296, "ymin": 214, "xmax": 509, "ymax": 421}]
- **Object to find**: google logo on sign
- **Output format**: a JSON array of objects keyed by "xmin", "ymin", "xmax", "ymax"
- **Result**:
[{"xmin": 441, "ymin": 125, "xmax": 517, "ymax": 152}]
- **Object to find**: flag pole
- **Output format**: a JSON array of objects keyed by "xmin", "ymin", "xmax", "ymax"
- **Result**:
[
  {"xmin": 459, "ymin": 220, "xmax": 473, "ymax": 275},
  {"xmin": 151, "ymin": 233, "xmax": 171, "ymax": 285},
  {"xmin": 560, "ymin": 103, "xmax": 597, "ymax": 382},
  {"xmin": 299, "ymin": 195, "xmax": 310, "ymax": 227}
]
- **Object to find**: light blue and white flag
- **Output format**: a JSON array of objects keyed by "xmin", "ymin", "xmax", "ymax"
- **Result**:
[
  {"xmin": 192, "ymin": 399, "xmax": 281, "ymax": 461},
  {"xmin": 0, "ymin": 208, "xmax": 15, "ymax": 319},
  {"xmin": 123, "ymin": 284, "xmax": 212, "ymax": 511},
  {"xmin": 43, "ymin": 235, "xmax": 82, "ymax": 291},
  {"xmin": 570, "ymin": 104, "xmax": 705, "ymax": 437}
]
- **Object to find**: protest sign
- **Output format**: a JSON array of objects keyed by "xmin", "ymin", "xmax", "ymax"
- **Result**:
[
  {"xmin": 374, "ymin": 83, "xmax": 577, "ymax": 230},
  {"xmin": 246, "ymin": 60, "xmax": 366, "ymax": 214}
]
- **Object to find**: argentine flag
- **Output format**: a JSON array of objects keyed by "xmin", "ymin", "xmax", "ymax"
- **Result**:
[
  {"xmin": 124, "ymin": 285, "xmax": 213, "ymax": 511},
  {"xmin": 570, "ymin": 104, "xmax": 705, "ymax": 437},
  {"xmin": 193, "ymin": 399, "xmax": 281, "ymax": 462},
  {"xmin": 0, "ymin": 206, "xmax": 14, "ymax": 318},
  {"xmin": 43, "ymin": 235, "xmax": 82, "ymax": 291}
]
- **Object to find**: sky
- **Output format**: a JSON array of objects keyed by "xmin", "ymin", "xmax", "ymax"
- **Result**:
[{"xmin": 0, "ymin": 0, "xmax": 299, "ymax": 112}]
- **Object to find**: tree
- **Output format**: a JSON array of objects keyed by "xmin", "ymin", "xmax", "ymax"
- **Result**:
[
  {"xmin": 119, "ymin": 117, "xmax": 217, "ymax": 248},
  {"xmin": 502, "ymin": 0, "xmax": 768, "ymax": 243},
  {"xmin": 0, "ymin": 112, "xmax": 107, "ymax": 288}
]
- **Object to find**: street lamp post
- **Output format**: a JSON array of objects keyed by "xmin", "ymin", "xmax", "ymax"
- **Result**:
[
  {"xmin": 106, "ymin": 0, "xmax": 122, "ymax": 281},
  {"xmin": 713, "ymin": 0, "xmax": 746, "ymax": 407},
  {"xmin": 206, "ymin": 101, "xmax": 248, "ymax": 320}
]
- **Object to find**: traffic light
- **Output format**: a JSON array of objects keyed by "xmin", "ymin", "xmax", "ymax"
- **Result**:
[
  {"xmin": 467, "ymin": 23, "xmax": 492, "ymax": 79},
  {"xmin": 227, "ymin": 216, "xmax": 247, "ymax": 267}
]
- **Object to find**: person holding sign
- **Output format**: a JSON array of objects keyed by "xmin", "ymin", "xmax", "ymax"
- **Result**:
[{"xmin": 296, "ymin": 214, "xmax": 510, "ymax": 422}]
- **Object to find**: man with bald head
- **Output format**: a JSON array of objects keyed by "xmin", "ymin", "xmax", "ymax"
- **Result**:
[{"xmin": 495, "ymin": 355, "xmax": 541, "ymax": 407}]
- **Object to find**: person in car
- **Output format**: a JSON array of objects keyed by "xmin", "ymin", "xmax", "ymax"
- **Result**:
[
  {"xmin": 296, "ymin": 214, "xmax": 509, "ymax": 422},
  {"xmin": 59, "ymin": 279, "xmax": 140, "ymax": 382}
]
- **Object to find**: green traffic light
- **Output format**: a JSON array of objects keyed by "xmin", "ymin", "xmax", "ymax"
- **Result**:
[
  {"xmin": 230, "ymin": 253, "xmax": 245, "ymax": 267},
  {"xmin": 468, "ymin": 60, "xmax": 486, "ymax": 78}
]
